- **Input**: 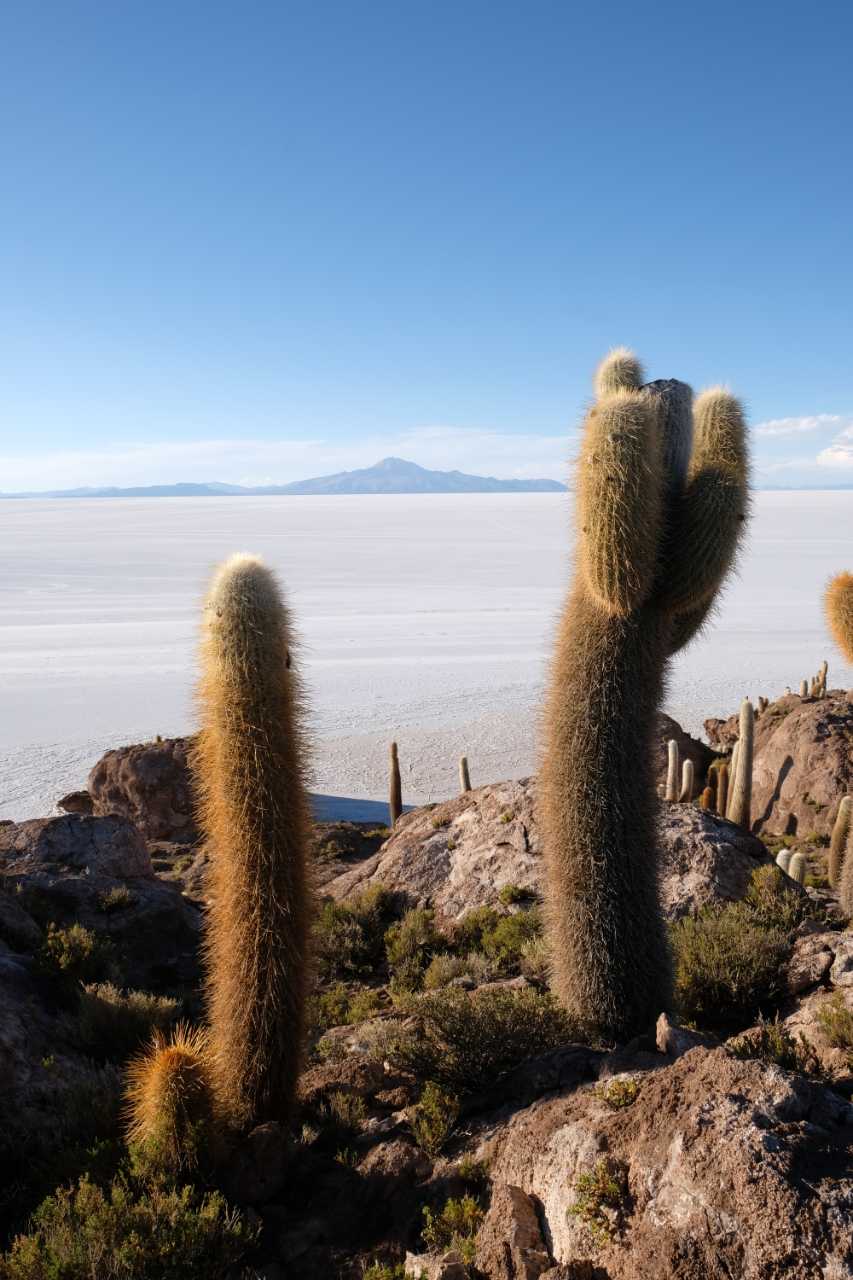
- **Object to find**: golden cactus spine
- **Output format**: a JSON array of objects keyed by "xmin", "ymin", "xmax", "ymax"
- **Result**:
[
  {"xmin": 826, "ymin": 573, "xmax": 853, "ymax": 664},
  {"xmin": 727, "ymin": 700, "xmax": 754, "ymax": 829},
  {"xmin": 541, "ymin": 351, "xmax": 749, "ymax": 1041},
  {"xmin": 829, "ymin": 796, "xmax": 852, "ymax": 889},
  {"xmin": 195, "ymin": 554, "xmax": 312, "ymax": 1129},
  {"xmin": 679, "ymin": 759, "xmax": 694, "ymax": 802},
  {"xmin": 389, "ymin": 742, "xmax": 402, "ymax": 826},
  {"xmin": 459, "ymin": 755, "xmax": 471, "ymax": 793},
  {"xmin": 125, "ymin": 1024, "xmax": 216, "ymax": 1173}
]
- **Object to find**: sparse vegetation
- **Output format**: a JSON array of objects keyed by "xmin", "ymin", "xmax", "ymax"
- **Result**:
[
  {"xmin": 816, "ymin": 992, "xmax": 853, "ymax": 1065},
  {"xmin": 314, "ymin": 885, "xmax": 398, "ymax": 982},
  {"xmin": 409, "ymin": 1082, "xmax": 460, "ymax": 1157},
  {"xmin": 421, "ymin": 1194, "xmax": 483, "ymax": 1263},
  {"xmin": 37, "ymin": 924, "xmax": 112, "ymax": 986},
  {"xmin": 728, "ymin": 1016, "xmax": 823, "ymax": 1078},
  {"xmin": 595, "ymin": 1077, "xmax": 641, "ymax": 1109},
  {"xmin": 96, "ymin": 886, "xmax": 134, "ymax": 915},
  {"xmin": 385, "ymin": 908, "xmax": 442, "ymax": 993},
  {"xmin": 568, "ymin": 1157, "xmax": 629, "ymax": 1245},
  {"xmin": 74, "ymin": 983, "xmax": 179, "ymax": 1061}
]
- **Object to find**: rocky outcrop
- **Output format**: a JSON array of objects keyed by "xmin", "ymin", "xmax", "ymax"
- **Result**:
[
  {"xmin": 323, "ymin": 780, "xmax": 770, "ymax": 923},
  {"xmin": 88, "ymin": 736, "xmax": 198, "ymax": 842},
  {"xmin": 478, "ymin": 1045, "xmax": 853, "ymax": 1279},
  {"xmin": 0, "ymin": 814, "xmax": 152, "ymax": 879},
  {"xmin": 705, "ymin": 690, "xmax": 853, "ymax": 836}
]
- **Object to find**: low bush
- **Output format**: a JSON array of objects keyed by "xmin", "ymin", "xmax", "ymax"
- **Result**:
[
  {"xmin": 728, "ymin": 1015, "xmax": 823, "ymax": 1077},
  {"xmin": 96, "ymin": 887, "xmax": 134, "ymax": 915},
  {"xmin": 816, "ymin": 992, "xmax": 853, "ymax": 1064},
  {"xmin": 37, "ymin": 925, "xmax": 112, "ymax": 986},
  {"xmin": 385, "ymin": 908, "xmax": 442, "ymax": 994},
  {"xmin": 313, "ymin": 886, "xmax": 397, "ymax": 982},
  {"xmin": 594, "ymin": 1077, "xmax": 640, "ymax": 1109},
  {"xmin": 745, "ymin": 865, "xmax": 817, "ymax": 933},
  {"xmin": 391, "ymin": 986, "xmax": 576, "ymax": 1092},
  {"xmin": 568, "ymin": 1157, "xmax": 628, "ymax": 1246},
  {"xmin": 421, "ymin": 1194, "xmax": 483, "ymax": 1263},
  {"xmin": 409, "ymin": 1082, "xmax": 459, "ymax": 1157},
  {"xmin": 74, "ymin": 983, "xmax": 180, "ymax": 1061}
]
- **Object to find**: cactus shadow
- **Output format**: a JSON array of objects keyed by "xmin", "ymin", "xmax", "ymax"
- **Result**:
[
  {"xmin": 751, "ymin": 756, "xmax": 794, "ymax": 835},
  {"xmin": 310, "ymin": 793, "xmax": 414, "ymax": 823}
]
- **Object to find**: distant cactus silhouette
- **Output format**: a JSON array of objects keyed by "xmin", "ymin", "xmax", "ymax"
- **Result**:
[
  {"xmin": 389, "ymin": 742, "xmax": 402, "ymax": 826},
  {"xmin": 541, "ymin": 351, "xmax": 749, "ymax": 1040},
  {"xmin": 665, "ymin": 740, "xmax": 680, "ymax": 802},
  {"xmin": 195, "ymin": 554, "xmax": 312, "ymax": 1130},
  {"xmin": 829, "ymin": 796, "xmax": 852, "ymax": 889},
  {"xmin": 679, "ymin": 759, "xmax": 694, "ymax": 802},
  {"xmin": 788, "ymin": 851, "xmax": 806, "ymax": 885},
  {"xmin": 716, "ymin": 762, "xmax": 729, "ymax": 818},
  {"xmin": 125, "ymin": 1024, "xmax": 216, "ymax": 1173},
  {"xmin": 775, "ymin": 849, "xmax": 792, "ymax": 873},
  {"xmin": 826, "ymin": 573, "xmax": 853, "ymax": 664},
  {"xmin": 727, "ymin": 701, "xmax": 754, "ymax": 829},
  {"xmin": 818, "ymin": 659, "xmax": 828, "ymax": 696},
  {"xmin": 459, "ymin": 755, "xmax": 471, "ymax": 793}
]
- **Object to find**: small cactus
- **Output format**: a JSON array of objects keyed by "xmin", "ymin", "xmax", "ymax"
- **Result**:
[
  {"xmin": 459, "ymin": 755, "xmax": 472, "ymax": 793},
  {"xmin": 799, "ymin": 679, "xmax": 809, "ymax": 699},
  {"xmin": 665, "ymin": 740, "xmax": 680, "ymax": 802},
  {"xmin": 125, "ymin": 1024, "xmax": 216, "ymax": 1173},
  {"xmin": 389, "ymin": 742, "xmax": 403, "ymax": 826},
  {"xmin": 727, "ymin": 701, "xmax": 754, "ymax": 829},
  {"xmin": 726, "ymin": 742, "xmax": 740, "ymax": 818},
  {"xmin": 818, "ymin": 660, "xmax": 828, "ymax": 696},
  {"xmin": 775, "ymin": 849, "xmax": 793, "ymax": 874},
  {"xmin": 716, "ymin": 762, "xmax": 729, "ymax": 817},
  {"xmin": 788, "ymin": 851, "xmax": 806, "ymax": 886},
  {"xmin": 679, "ymin": 759, "xmax": 694, "ymax": 802},
  {"xmin": 699, "ymin": 786, "xmax": 714, "ymax": 810},
  {"xmin": 839, "ymin": 826, "xmax": 853, "ymax": 915},
  {"xmin": 828, "ymin": 796, "xmax": 852, "ymax": 889},
  {"xmin": 826, "ymin": 573, "xmax": 853, "ymax": 664}
]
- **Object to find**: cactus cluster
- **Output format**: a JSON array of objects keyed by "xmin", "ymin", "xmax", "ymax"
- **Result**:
[{"xmin": 540, "ymin": 349, "xmax": 749, "ymax": 1040}]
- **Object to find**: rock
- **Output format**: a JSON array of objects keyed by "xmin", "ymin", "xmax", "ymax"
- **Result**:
[
  {"xmin": 709, "ymin": 691, "xmax": 853, "ymax": 837},
  {"xmin": 785, "ymin": 931, "xmax": 836, "ymax": 994},
  {"xmin": 0, "ymin": 815, "xmax": 152, "ymax": 879},
  {"xmin": 0, "ymin": 891, "xmax": 42, "ymax": 952},
  {"xmin": 88, "ymin": 736, "xmax": 199, "ymax": 842},
  {"xmin": 404, "ymin": 1250, "xmax": 468, "ymax": 1280},
  {"xmin": 481, "ymin": 1045, "xmax": 853, "ymax": 1278},
  {"xmin": 830, "ymin": 935, "xmax": 853, "ymax": 987},
  {"xmin": 783, "ymin": 985, "xmax": 853, "ymax": 1077},
  {"xmin": 56, "ymin": 790, "xmax": 94, "ymax": 816},
  {"xmin": 358, "ymin": 1137, "xmax": 432, "ymax": 1182},
  {"xmin": 298, "ymin": 1056, "xmax": 386, "ymax": 1109},
  {"xmin": 475, "ymin": 1182, "xmax": 552, "ymax": 1280},
  {"xmin": 655, "ymin": 1012, "xmax": 718, "ymax": 1058},
  {"xmin": 324, "ymin": 782, "xmax": 770, "ymax": 924},
  {"xmin": 222, "ymin": 1121, "xmax": 287, "ymax": 1204}
]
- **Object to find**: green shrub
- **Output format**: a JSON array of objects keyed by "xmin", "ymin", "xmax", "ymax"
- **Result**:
[
  {"xmin": 362, "ymin": 1264, "xmax": 409, "ymax": 1280},
  {"xmin": 568, "ymin": 1157, "xmax": 628, "ymax": 1245},
  {"xmin": 0, "ymin": 1174, "xmax": 256, "ymax": 1279},
  {"xmin": 671, "ymin": 902, "xmax": 789, "ymax": 1032},
  {"xmin": 728, "ymin": 1015, "xmax": 823, "ymax": 1077},
  {"xmin": 392, "ymin": 986, "xmax": 576, "ymax": 1092},
  {"xmin": 745, "ymin": 865, "xmax": 817, "ymax": 933},
  {"xmin": 74, "ymin": 984, "xmax": 179, "ymax": 1061},
  {"xmin": 519, "ymin": 935, "xmax": 551, "ymax": 986},
  {"xmin": 409, "ymin": 1083, "xmax": 459, "ymax": 1157},
  {"xmin": 816, "ymin": 992, "xmax": 853, "ymax": 1064},
  {"xmin": 452, "ymin": 906, "xmax": 500, "ymax": 954},
  {"xmin": 421, "ymin": 1194, "xmax": 483, "ymax": 1263},
  {"xmin": 423, "ymin": 953, "xmax": 468, "ymax": 989},
  {"xmin": 480, "ymin": 909, "xmax": 542, "ymax": 974},
  {"xmin": 385, "ymin": 909, "xmax": 442, "ymax": 993},
  {"xmin": 96, "ymin": 887, "xmax": 134, "ymax": 915},
  {"xmin": 498, "ymin": 884, "xmax": 533, "ymax": 906},
  {"xmin": 312, "ymin": 982, "xmax": 351, "ymax": 1031},
  {"xmin": 347, "ymin": 986, "xmax": 383, "ymax": 1023},
  {"xmin": 37, "ymin": 925, "xmax": 112, "ymax": 986},
  {"xmin": 594, "ymin": 1077, "xmax": 640, "ymax": 1109},
  {"xmin": 313, "ymin": 886, "xmax": 396, "ymax": 981},
  {"xmin": 310, "ymin": 1090, "xmax": 368, "ymax": 1149}
]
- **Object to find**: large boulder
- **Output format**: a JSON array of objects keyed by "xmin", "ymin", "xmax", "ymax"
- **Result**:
[
  {"xmin": 323, "ymin": 780, "xmax": 770, "ymax": 922},
  {"xmin": 478, "ymin": 1045, "xmax": 853, "ymax": 1279},
  {"xmin": 706, "ymin": 690, "xmax": 853, "ymax": 836},
  {"xmin": 88, "ymin": 736, "xmax": 198, "ymax": 842},
  {"xmin": 0, "ymin": 814, "xmax": 152, "ymax": 879}
]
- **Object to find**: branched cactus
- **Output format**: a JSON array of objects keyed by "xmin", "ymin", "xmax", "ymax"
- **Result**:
[
  {"xmin": 788, "ymin": 851, "xmax": 806, "ymax": 886},
  {"xmin": 389, "ymin": 742, "xmax": 403, "ymax": 826},
  {"xmin": 829, "ymin": 796, "xmax": 852, "ymax": 889},
  {"xmin": 727, "ymin": 700, "xmax": 754, "ymax": 829},
  {"xmin": 459, "ymin": 755, "xmax": 472, "ymax": 793},
  {"xmin": 125, "ymin": 1024, "xmax": 217, "ymax": 1173},
  {"xmin": 665, "ymin": 740, "xmax": 680, "ymax": 802},
  {"xmin": 826, "ymin": 573, "xmax": 853, "ymax": 664},
  {"xmin": 541, "ymin": 350, "xmax": 749, "ymax": 1040},
  {"xmin": 679, "ymin": 759, "xmax": 694, "ymax": 802},
  {"xmin": 195, "ymin": 554, "xmax": 312, "ymax": 1130}
]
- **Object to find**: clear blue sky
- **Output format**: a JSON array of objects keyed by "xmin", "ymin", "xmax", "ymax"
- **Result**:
[{"xmin": 1, "ymin": 0, "xmax": 852, "ymax": 489}]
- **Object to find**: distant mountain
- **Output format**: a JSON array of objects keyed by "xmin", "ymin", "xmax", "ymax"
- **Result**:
[{"xmin": 0, "ymin": 457, "xmax": 566, "ymax": 498}]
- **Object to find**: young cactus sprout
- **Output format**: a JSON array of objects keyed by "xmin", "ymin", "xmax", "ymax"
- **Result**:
[
  {"xmin": 679, "ymin": 759, "xmax": 694, "ymax": 802},
  {"xmin": 125, "ymin": 1024, "xmax": 217, "ymax": 1174},
  {"xmin": 389, "ymin": 741, "xmax": 403, "ymax": 826},
  {"xmin": 459, "ymin": 755, "xmax": 472, "ymax": 793},
  {"xmin": 541, "ymin": 350, "xmax": 749, "ymax": 1041},
  {"xmin": 829, "ymin": 796, "xmax": 852, "ymax": 889},
  {"xmin": 775, "ymin": 849, "xmax": 793, "ymax": 874},
  {"xmin": 665, "ymin": 740, "xmax": 680, "ymax": 802},
  {"xmin": 788, "ymin": 851, "xmax": 806, "ymax": 886}
]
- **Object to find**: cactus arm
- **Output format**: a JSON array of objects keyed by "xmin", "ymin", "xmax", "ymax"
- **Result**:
[{"xmin": 669, "ymin": 596, "xmax": 718, "ymax": 654}]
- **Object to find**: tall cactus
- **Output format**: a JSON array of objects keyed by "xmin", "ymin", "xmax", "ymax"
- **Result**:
[
  {"xmin": 726, "ymin": 741, "xmax": 740, "ymax": 817},
  {"xmin": 839, "ymin": 827, "xmax": 853, "ymax": 915},
  {"xmin": 541, "ymin": 350, "xmax": 749, "ymax": 1040},
  {"xmin": 665, "ymin": 740, "xmax": 680, "ymax": 802},
  {"xmin": 829, "ymin": 796, "xmax": 852, "ymax": 889},
  {"xmin": 459, "ymin": 755, "xmax": 472, "ymax": 793},
  {"xmin": 716, "ymin": 762, "xmax": 729, "ymax": 818},
  {"xmin": 826, "ymin": 573, "xmax": 853, "ymax": 664},
  {"xmin": 775, "ymin": 849, "xmax": 793, "ymax": 874},
  {"xmin": 195, "ymin": 554, "xmax": 312, "ymax": 1129},
  {"xmin": 679, "ymin": 759, "xmax": 694, "ymax": 802},
  {"xmin": 389, "ymin": 742, "xmax": 403, "ymax": 826},
  {"xmin": 727, "ymin": 700, "xmax": 754, "ymax": 829}
]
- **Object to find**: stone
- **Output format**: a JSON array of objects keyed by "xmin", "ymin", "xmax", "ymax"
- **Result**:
[
  {"xmin": 785, "ymin": 931, "xmax": 836, "ymax": 994},
  {"xmin": 222, "ymin": 1121, "xmax": 287, "ymax": 1204},
  {"xmin": 655, "ymin": 1012, "xmax": 718, "ymax": 1057},
  {"xmin": 88, "ymin": 736, "xmax": 199, "ymax": 842},
  {"xmin": 475, "ymin": 1182, "xmax": 552, "ymax": 1279},
  {"xmin": 0, "ymin": 814, "xmax": 152, "ymax": 879},
  {"xmin": 830, "ymin": 935, "xmax": 853, "ymax": 987},
  {"xmin": 56, "ymin": 790, "xmax": 94, "ymax": 816},
  {"xmin": 404, "ymin": 1250, "xmax": 468, "ymax": 1280}
]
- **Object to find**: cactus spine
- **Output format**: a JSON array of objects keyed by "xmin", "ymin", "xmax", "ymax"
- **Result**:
[
  {"xmin": 541, "ymin": 351, "xmax": 749, "ymax": 1041},
  {"xmin": 716, "ymin": 762, "xmax": 729, "ymax": 817},
  {"xmin": 196, "ymin": 554, "xmax": 312, "ymax": 1130},
  {"xmin": 775, "ymin": 849, "xmax": 792, "ymax": 874},
  {"xmin": 125, "ymin": 1024, "xmax": 216, "ymax": 1173},
  {"xmin": 828, "ymin": 796, "xmax": 852, "ymax": 888},
  {"xmin": 389, "ymin": 742, "xmax": 402, "ymax": 826},
  {"xmin": 839, "ymin": 827, "xmax": 853, "ymax": 915},
  {"xmin": 665, "ymin": 740, "xmax": 680, "ymax": 802},
  {"xmin": 788, "ymin": 851, "xmax": 806, "ymax": 886},
  {"xmin": 459, "ymin": 755, "xmax": 471, "ymax": 793},
  {"xmin": 727, "ymin": 700, "xmax": 754, "ymax": 829},
  {"xmin": 679, "ymin": 759, "xmax": 694, "ymax": 802},
  {"xmin": 826, "ymin": 572, "xmax": 853, "ymax": 664}
]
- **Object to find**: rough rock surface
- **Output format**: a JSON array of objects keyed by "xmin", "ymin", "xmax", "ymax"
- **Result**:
[
  {"xmin": 479, "ymin": 1045, "xmax": 853, "ymax": 1279},
  {"xmin": 475, "ymin": 1182, "xmax": 552, "ymax": 1280},
  {"xmin": 323, "ymin": 781, "xmax": 770, "ymax": 922},
  {"xmin": 88, "ymin": 736, "xmax": 199, "ymax": 842},
  {"xmin": 706, "ymin": 690, "xmax": 853, "ymax": 836},
  {"xmin": 0, "ymin": 814, "xmax": 152, "ymax": 879}
]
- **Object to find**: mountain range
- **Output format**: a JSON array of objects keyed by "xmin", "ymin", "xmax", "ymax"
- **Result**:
[{"xmin": 0, "ymin": 456, "xmax": 566, "ymax": 498}]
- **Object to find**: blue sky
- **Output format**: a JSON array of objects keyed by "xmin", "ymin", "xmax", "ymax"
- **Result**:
[{"xmin": 1, "ymin": 0, "xmax": 852, "ymax": 489}]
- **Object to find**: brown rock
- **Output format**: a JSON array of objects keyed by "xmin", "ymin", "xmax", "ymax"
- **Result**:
[
  {"xmin": 476, "ymin": 1182, "xmax": 552, "ymax": 1280},
  {"xmin": 656, "ymin": 805, "xmax": 770, "ymax": 919},
  {"xmin": 222, "ymin": 1121, "xmax": 287, "ymax": 1204},
  {"xmin": 88, "ymin": 736, "xmax": 198, "ymax": 842},
  {"xmin": 56, "ymin": 790, "xmax": 94, "ymax": 816},
  {"xmin": 358, "ymin": 1137, "xmax": 431, "ymax": 1182},
  {"xmin": 655, "ymin": 1012, "xmax": 718, "ymax": 1057},
  {"xmin": 785, "ymin": 931, "xmax": 836, "ymax": 994},
  {"xmin": 0, "ymin": 814, "xmax": 152, "ymax": 879}
]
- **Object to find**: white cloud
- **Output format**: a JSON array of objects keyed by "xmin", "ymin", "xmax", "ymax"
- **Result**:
[
  {"xmin": 753, "ymin": 413, "xmax": 846, "ymax": 437},
  {"xmin": 0, "ymin": 426, "xmax": 574, "ymax": 492}
]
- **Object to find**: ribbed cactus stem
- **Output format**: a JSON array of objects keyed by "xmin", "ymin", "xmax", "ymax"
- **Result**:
[
  {"xmin": 665, "ymin": 740, "xmax": 680, "ymax": 802},
  {"xmin": 679, "ymin": 759, "xmax": 694, "ymax": 802},
  {"xmin": 726, "ymin": 742, "xmax": 740, "ymax": 818},
  {"xmin": 716, "ymin": 762, "xmax": 729, "ymax": 817},
  {"xmin": 727, "ymin": 700, "xmax": 754, "ymax": 829},
  {"xmin": 125, "ymin": 1025, "xmax": 217, "ymax": 1174},
  {"xmin": 839, "ymin": 827, "xmax": 853, "ymax": 915},
  {"xmin": 389, "ymin": 742, "xmax": 402, "ymax": 826},
  {"xmin": 800, "ymin": 679, "xmax": 809, "ymax": 699},
  {"xmin": 699, "ymin": 786, "xmax": 714, "ymax": 810},
  {"xmin": 788, "ymin": 851, "xmax": 806, "ymax": 886},
  {"xmin": 818, "ymin": 660, "xmax": 828, "ymax": 695},
  {"xmin": 196, "ymin": 554, "xmax": 312, "ymax": 1129},
  {"xmin": 459, "ymin": 755, "xmax": 471, "ymax": 793},
  {"xmin": 775, "ymin": 849, "xmax": 793, "ymax": 874},
  {"xmin": 828, "ymin": 796, "xmax": 852, "ymax": 889}
]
